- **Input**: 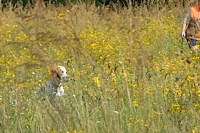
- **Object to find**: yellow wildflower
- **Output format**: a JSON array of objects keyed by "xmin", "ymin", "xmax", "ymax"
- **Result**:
[
  {"xmin": 93, "ymin": 77, "xmax": 101, "ymax": 87},
  {"xmin": 196, "ymin": 90, "xmax": 200, "ymax": 97}
]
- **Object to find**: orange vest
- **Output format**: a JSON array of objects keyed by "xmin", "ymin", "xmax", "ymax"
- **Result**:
[
  {"xmin": 190, "ymin": 6, "xmax": 200, "ymax": 18},
  {"xmin": 186, "ymin": 6, "xmax": 200, "ymax": 40}
]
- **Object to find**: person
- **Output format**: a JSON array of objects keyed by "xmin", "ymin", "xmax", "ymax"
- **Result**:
[{"xmin": 181, "ymin": 0, "xmax": 200, "ymax": 52}]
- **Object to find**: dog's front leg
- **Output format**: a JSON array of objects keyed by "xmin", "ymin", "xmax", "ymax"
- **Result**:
[{"xmin": 56, "ymin": 86, "xmax": 64, "ymax": 96}]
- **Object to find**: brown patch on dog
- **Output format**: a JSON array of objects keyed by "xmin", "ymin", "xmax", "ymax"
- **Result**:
[{"xmin": 51, "ymin": 66, "xmax": 62, "ymax": 80}]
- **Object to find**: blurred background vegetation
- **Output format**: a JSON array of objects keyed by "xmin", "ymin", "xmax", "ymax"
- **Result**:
[
  {"xmin": 0, "ymin": 0, "xmax": 190, "ymax": 9},
  {"xmin": 1, "ymin": 0, "xmax": 200, "ymax": 133}
]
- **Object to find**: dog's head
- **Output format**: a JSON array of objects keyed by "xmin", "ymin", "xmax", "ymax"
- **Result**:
[{"xmin": 51, "ymin": 66, "xmax": 69, "ymax": 82}]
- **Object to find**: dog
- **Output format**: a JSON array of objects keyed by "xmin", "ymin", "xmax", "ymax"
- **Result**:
[{"xmin": 38, "ymin": 66, "xmax": 69, "ymax": 99}]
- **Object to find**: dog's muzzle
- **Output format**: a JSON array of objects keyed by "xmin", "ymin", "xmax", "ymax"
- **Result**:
[{"xmin": 63, "ymin": 75, "xmax": 70, "ymax": 82}]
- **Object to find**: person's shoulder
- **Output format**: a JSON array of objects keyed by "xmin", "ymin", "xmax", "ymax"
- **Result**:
[{"xmin": 191, "ymin": 6, "xmax": 199, "ymax": 10}]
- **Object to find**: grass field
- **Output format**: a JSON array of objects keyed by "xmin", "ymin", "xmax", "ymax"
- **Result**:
[{"xmin": 1, "ymin": 1, "xmax": 200, "ymax": 133}]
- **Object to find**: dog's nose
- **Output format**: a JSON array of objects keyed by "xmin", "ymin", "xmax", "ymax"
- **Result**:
[{"xmin": 64, "ymin": 75, "xmax": 70, "ymax": 81}]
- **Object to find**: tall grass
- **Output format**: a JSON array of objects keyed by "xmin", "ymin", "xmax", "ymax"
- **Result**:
[{"xmin": 1, "ymin": 1, "xmax": 200, "ymax": 133}]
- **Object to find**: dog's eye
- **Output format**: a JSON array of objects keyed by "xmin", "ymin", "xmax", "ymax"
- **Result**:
[{"xmin": 61, "ymin": 71, "xmax": 64, "ymax": 73}]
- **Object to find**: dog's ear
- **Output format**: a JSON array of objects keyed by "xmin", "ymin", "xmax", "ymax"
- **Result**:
[
  {"xmin": 51, "ymin": 66, "xmax": 61, "ymax": 79},
  {"xmin": 51, "ymin": 67, "xmax": 57, "ymax": 78}
]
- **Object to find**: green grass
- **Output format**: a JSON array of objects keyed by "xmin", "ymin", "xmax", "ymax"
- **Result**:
[{"xmin": 1, "ymin": 2, "xmax": 200, "ymax": 133}]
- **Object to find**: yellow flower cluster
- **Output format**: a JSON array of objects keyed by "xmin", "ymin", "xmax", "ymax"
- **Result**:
[{"xmin": 1, "ymin": 6, "xmax": 200, "ymax": 133}]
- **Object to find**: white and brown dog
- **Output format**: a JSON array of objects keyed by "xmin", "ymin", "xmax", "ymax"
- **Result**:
[{"xmin": 38, "ymin": 66, "xmax": 69, "ymax": 99}]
